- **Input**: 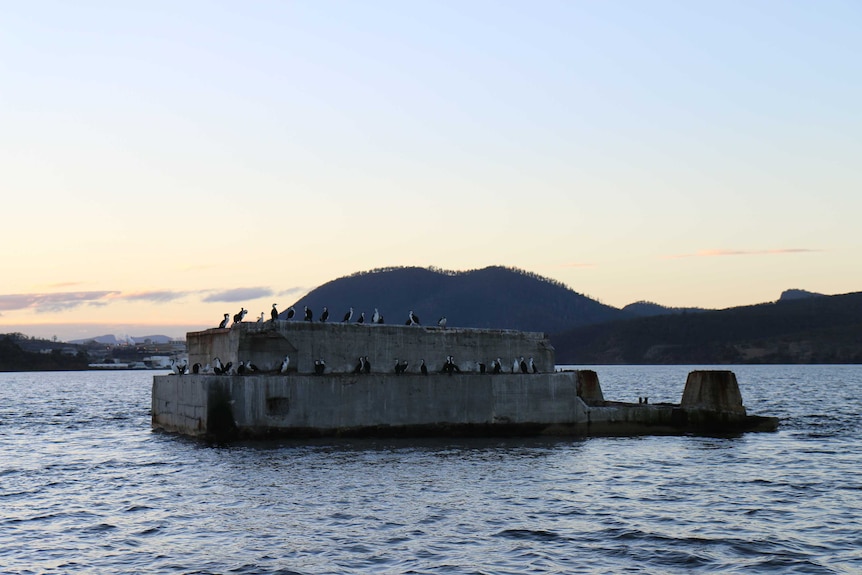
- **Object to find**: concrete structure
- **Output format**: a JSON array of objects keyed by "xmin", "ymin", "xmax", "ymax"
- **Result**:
[
  {"xmin": 152, "ymin": 321, "xmax": 778, "ymax": 440},
  {"xmin": 187, "ymin": 321, "xmax": 554, "ymax": 375}
]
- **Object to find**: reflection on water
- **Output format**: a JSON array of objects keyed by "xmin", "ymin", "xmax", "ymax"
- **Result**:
[{"xmin": 1, "ymin": 366, "xmax": 861, "ymax": 574}]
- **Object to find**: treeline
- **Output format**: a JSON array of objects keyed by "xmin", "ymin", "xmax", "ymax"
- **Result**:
[
  {"xmin": 552, "ymin": 291, "xmax": 862, "ymax": 364},
  {"xmin": 0, "ymin": 334, "xmax": 89, "ymax": 372}
]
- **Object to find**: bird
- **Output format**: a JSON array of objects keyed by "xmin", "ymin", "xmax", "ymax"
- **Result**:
[
  {"xmin": 478, "ymin": 362, "xmax": 486, "ymax": 374},
  {"xmin": 170, "ymin": 359, "xmax": 180, "ymax": 375},
  {"xmin": 247, "ymin": 361, "xmax": 260, "ymax": 373},
  {"xmin": 512, "ymin": 358, "xmax": 519, "ymax": 374},
  {"xmin": 409, "ymin": 310, "xmax": 420, "ymax": 325},
  {"xmin": 529, "ymin": 357, "xmax": 538, "ymax": 374},
  {"xmin": 438, "ymin": 316, "xmax": 447, "ymax": 328},
  {"xmin": 353, "ymin": 356, "xmax": 365, "ymax": 374},
  {"xmin": 319, "ymin": 306, "xmax": 329, "ymax": 322},
  {"xmin": 342, "ymin": 307, "xmax": 353, "ymax": 323},
  {"xmin": 192, "ymin": 362, "xmax": 202, "ymax": 374},
  {"xmin": 222, "ymin": 361, "xmax": 233, "ymax": 375},
  {"xmin": 279, "ymin": 355, "xmax": 290, "ymax": 374},
  {"xmin": 237, "ymin": 361, "xmax": 246, "ymax": 375},
  {"xmin": 213, "ymin": 357, "xmax": 224, "ymax": 375},
  {"xmin": 232, "ymin": 307, "xmax": 247, "ymax": 325},
  {"xmin": 314, "ymin": 359, "xmax": 326, "ymax": 375},
  {"xmin": 286, "ymin": 306, "xmax": 296, "ymax": 320},
  {"xmin": 363, "ymin": 356, "xmax": 371, "ymax": 374},
  {"xmin": 304, "ymin": 306, "xmax": 313, "ymax": 321},
  {"xmin": 372, "ymin": 308, "xmax": 381, "ymax": 324},
  {"xmin": 420, "ymin": 359, "xmax": 428, "ymax": 375},
  {"xmin": 357, "ymin": 312, "xmax": 365, "ymax": 324},
  {"xmin": 256, "ymin": 312, "xmax": 265, "ymax": 323},
  {"xmin": 271, "ymin": 304, "xmax": 279, "ymax": 322},
  {"xmin": 218, "ymin": 313, "xmax": 230, "ymax": 329},
  {"xmin": 493, "ymin": 358, "xmax": 502, "ymax": 374},
  {"xmin": 376, "ymin": 313, "xmax": 385, "ymax": 324},
  {"xmin": 520, "ymin": 357, "xmax": 528, "ymax": 374}
]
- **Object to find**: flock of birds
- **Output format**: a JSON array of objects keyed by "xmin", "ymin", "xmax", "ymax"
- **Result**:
[
  {"xmin": 161, "ymin": 303, "xmax": 537, "ymax": 378},
  {"xmin": 217, "ymin": 304, "xmax": 443, "ymax": 329},
  {"xmin": 173, "ymin": 354, "xmax": 540, "ymax": 377}
]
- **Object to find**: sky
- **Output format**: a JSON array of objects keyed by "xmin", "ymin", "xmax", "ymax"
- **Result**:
[{"xmin": 2, "ymin": 0, "xmax": 861, "ymax": 342}]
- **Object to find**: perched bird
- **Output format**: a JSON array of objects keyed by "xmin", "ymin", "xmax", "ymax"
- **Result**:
[
  {"xmin": 493, "ymin": 358, "xmax": 502, "ymax": 374},
  {"xmin": 286, "ymin": 306, "xmax": 296, "ymax": 320},
  {"xmin": 192, "ymin": 362, "xmax": 202, "ymax": 374},
  {"xmin": 394, "ymin": 359, "xmax": 408, "ymax": 375},
  {"xmin": 233, "ymin": 307, "xmax": 247, "ymax": 325},
  {"xmin": 256, "ymin": 312, "xmax": 265, "ymax": 323},
  {"xmin": 247, "ymin": 361, "xmax": 260, "ymax": 373},
  {"xmin": 420, "ymin": 359, "xmax": 428, "ymax": 376},
  {"xmin": 363, "ymin": 356, "xmax": 371, "ymax": 374},
  {"xmin": 304, "ymin": 306, "xmax": 313, "ymax": 322},
  {"xmin": 237, "ymin": 361, "xmax": 246, "ymax": 375},
  {"xmin": 357, "ymin": 312, "xmax": 365, "ymax": 324},
  {"xmin": 409, "ymin": 310, "xmax": 420, "ymax": 325},
  {"xmin": 342, "ymin": 307, "xmax": 353, "ymax": 323},
  {"xmin": 478, "ymin": 362, "xmax": 486, "ymax": 374},
  {"xmin": 438, "ymin": 316, "xmax": 447, "ymax": 328},
  {"xmin": 279, "ymin": 355, "xmax": 290, "ymax": 374},
  {"xmin": 222, "ymin": 361, "xmax": 233, "ymax": 375},
  {"xmin": 213, "ymin": 357, "xmax": 224, "ymax": 375},
  {"xmin": 319, "ymin": 306, "xmax": 329, "ymax": 322},
  {"xmin": 529, "ymin": 357, "xmax": 538, "ymax": 374},
  {"xmin": 271, "ymin": 304, "xmax": 279, "ymax": 322},
  {"xmin": 512, "ymin": 358, "xmax": 519, "ymax": 374},
  {"xmin": 372, "ymin": 308, "xmax": 381, "ymax": 324},
  {"xmin": 314, "ymin": 359, "xmax": 326, "ymax": 375},
  {"xmin": 376, "ymin": 314, "xmax": 385, "ymax": 324},
  {"xmin": 218, "ymin": 313, "xmax": 230, "ymax": 329},
  {"xmin": 520, "ymin": 357, "xmax": 528, "ymax": 374},
  {"xmin": 353, "ymin": 356, "xmax": 365, "ymax": 374}
]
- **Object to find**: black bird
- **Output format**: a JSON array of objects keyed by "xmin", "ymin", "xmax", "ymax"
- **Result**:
[
  {"xmin": 438, "ymin": 316, "xmax": 447, "ymax": 328},
  {"xmin": 408, "ymin": 310, "xmax": 420, "ymax": 325},
  {"xmin": 248, "ymin": 361, "xmax": 260, "ymax": 373},
  {"xmin": 286, "ymin": 306, "xmax": 296, "ymax": 320},
  {"xmin": 237, "ymin": 361, "xmax": 246, "ymax": 375},
  {"xmin": 363, "ymin": 356, "xmax": 371, "ymax": 374},
  {"xmin": 213, "ymin": 357, "xmax": 224, "ymax": 375},
  {"xmin": 192, "ymin": 362, "xmax": 202, "ymax": 374},
  {"xmin": 493, "ymin": 358, "xmax": 502, "ymax": 375},
  {"xmin": 479, "ymin": 362, "xmax": 486, "ymax": 374},
  {"xmin": 218, "ymin": 313, "xmax": 230, "ymax": 329},
  {"xmin": 376, "ymin": 314, "xmax": 385, "ymax": 324},
  {"xmin": 279, "ymin": 355, "xmax": 290, "ymax": 373},
  {"xmin": 304, "ymin": 306, "xmax": 313, "ymax": 321},
  {"xmin": 520, "ymin": 357, "xmax": 528, "ymax": 374},
  {"xmin": 314, "ymin": 359, "xmax": 326, "ymax": 375},
  {"xmin": 271, "ymin": 304, "xmax": 279, "ymax": 322},
  {"xmin": 320, "ymin": 306, "xmax": 329, "ymax": 322},
  {"xmin": 529, "ymin": 357, "xmax": 538, "ymax": 374},
  {"xmin": 342, "ymin": 307, "xmax": 353, "ymax": 322},
  {"xmin": 420, "ymin": 359, "xmax": 428, "ymax": 376},
  {"xmin": 357, "ymin": 312, "xmax": 365, "ymax": 324},
  {"xmin": 394, "ymin": 358, "xmax": 408, "ymax": 375},
  {"xmin": 233, "ymin": 307, "xmax": 247, "ymax": 325},
  {"xmin": 353, "ymin": 357, "xmax": 365, "ymax": 374}
]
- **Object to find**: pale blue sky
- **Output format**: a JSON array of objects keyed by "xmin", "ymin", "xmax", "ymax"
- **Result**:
[{"xmin": 1, "ymin": 1, "xmax": 860, "ymax": 340}]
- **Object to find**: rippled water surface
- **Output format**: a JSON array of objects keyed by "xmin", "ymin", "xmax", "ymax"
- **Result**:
[{"xmin": 1, "ymin": 366, "xmax": 861, "ymax": 574}]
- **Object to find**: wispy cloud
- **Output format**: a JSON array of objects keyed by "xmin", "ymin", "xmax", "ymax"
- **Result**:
[
  {"xmin": 0, "ymin": 291, "xmax": 121, "ymax": 313},
  {"xmin": 278, "ymin": 286, "xmax": 309, "ymax": 297},
  {"xmin": 121, "ymin": 290, "xmax": 192, "ymax": 303},
  {"xmin": 202, "ymin": 287, "xmax": 274, "ymax": 303},
  {"xmin": 664, "ymin": 248, "xmax": 822, "ymax": 259}
]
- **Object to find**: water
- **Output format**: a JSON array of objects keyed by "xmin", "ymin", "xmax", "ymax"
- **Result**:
[{"xmin": 1, "ymin": 366, "xmax": 860, "ymax": 574}]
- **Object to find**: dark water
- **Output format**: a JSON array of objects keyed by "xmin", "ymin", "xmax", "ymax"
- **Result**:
[{"xmin": 1, "ymin": 366, "xmax": 860, "ymax": 574}]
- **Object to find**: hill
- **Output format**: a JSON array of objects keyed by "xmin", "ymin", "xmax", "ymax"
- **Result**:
[
  {"xmin": 0, "ymin": 334, "xmax": 89, "ymax": 372},
  {"xmin": 621, "ymin": 301, "xmax": 708, "ymax": 317},
  {"xmin": 553, "ymin": 291, "xmax": 862, "ymax": 364},
  {"xmin": 287, "ymin": 266, "xmax": 625, "ymax": 334},
  {"xmin": 67, "ymin": 334, "xmax": 175, "ymax": 345}
]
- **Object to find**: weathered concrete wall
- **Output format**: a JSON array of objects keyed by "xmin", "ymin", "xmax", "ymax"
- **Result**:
[
  {"xmin": 187, "ymin": 321, "xmax": 555, "ymax": 376},
  {"xmin": 152, "ymin": 371, "xmax": 588, "ymax": 438},
  {"xmin": 152, "ymin": 368, "xmax": 778, "ymax": 440},
  {"xmin": 681, "ymin": 370, "xmax": 746, "ymax": 414}
]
